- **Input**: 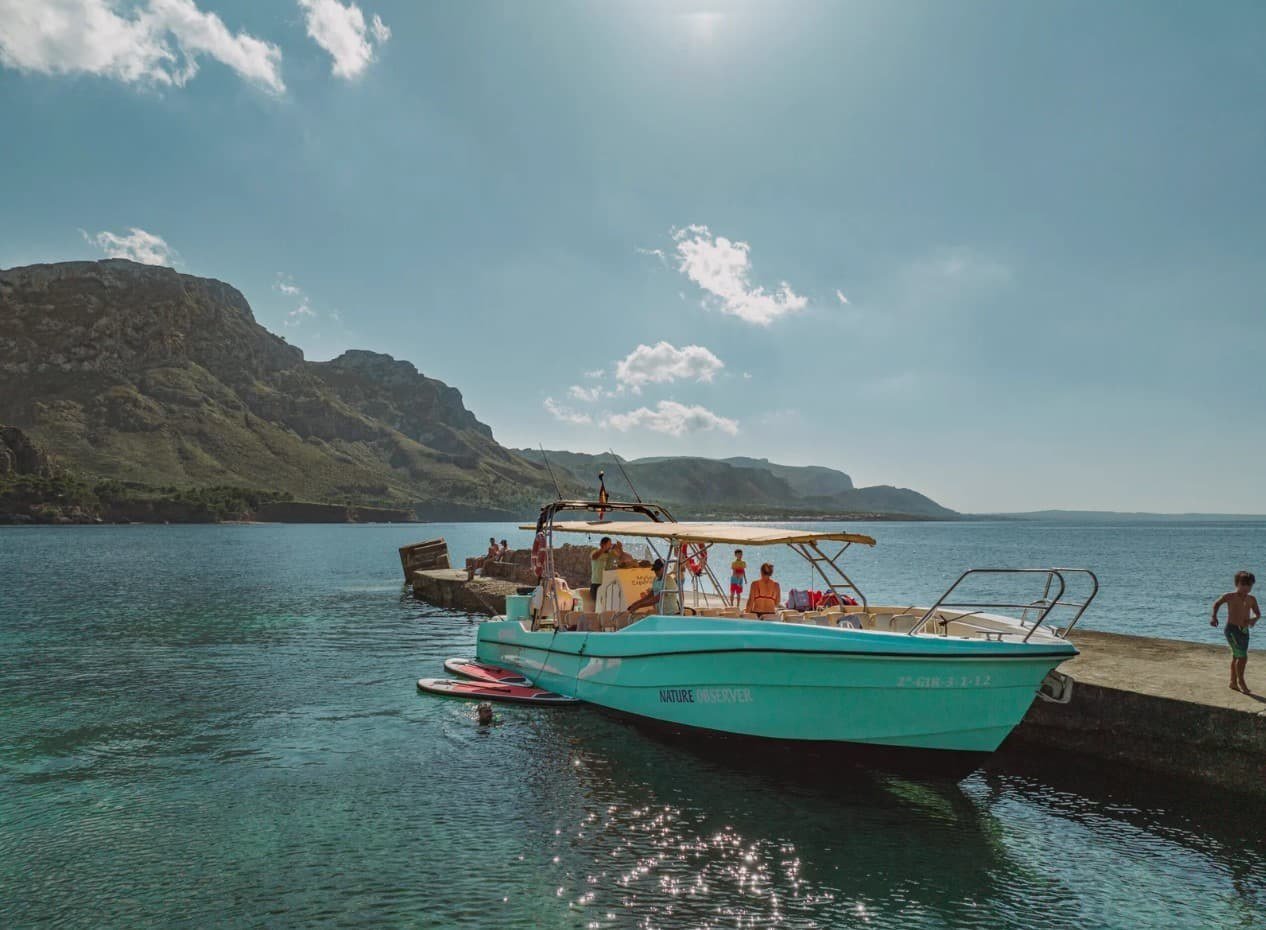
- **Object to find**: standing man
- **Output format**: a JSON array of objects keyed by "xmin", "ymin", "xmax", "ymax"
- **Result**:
[{"xmin": 590, "ymin": 536, "xmax": 620, "ymax": 605}]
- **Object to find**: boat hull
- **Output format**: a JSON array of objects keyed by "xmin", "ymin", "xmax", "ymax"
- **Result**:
[{"xmin": 475, "ymin": 616, "xmax": 1075, "ymax": 755}]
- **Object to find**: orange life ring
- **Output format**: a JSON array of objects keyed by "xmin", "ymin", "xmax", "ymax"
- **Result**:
[
  {"xmin": 681, "ymin": 542, "xmax": 708, "ymax": 576},
  {"xmin": 531, "ymin": 532, "xmax": 547, "ymax": 577}
]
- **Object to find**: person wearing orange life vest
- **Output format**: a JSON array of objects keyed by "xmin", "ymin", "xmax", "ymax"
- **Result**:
[{"xmin": 745, "ymin": 562, "xmax": 781, "ymax": 619}]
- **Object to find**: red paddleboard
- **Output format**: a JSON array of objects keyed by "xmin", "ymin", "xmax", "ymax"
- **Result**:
[
  {"xmin": 416, "ymin": 678, "xmax": 578, "ymax": 705},
  {"xmin": 443, "ymin": 657, "xmax": 533, "ymax": 687}
]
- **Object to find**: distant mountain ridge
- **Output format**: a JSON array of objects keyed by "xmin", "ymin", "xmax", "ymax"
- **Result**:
[
  {"xmin": 0, "ymin": 258, "xmax": 954, "ymax": 520},
  {"xmin": 516, "ymin": 449, "xmax": 956, "ymax": 519},
  {"xmin": 0, "ymin": 259, "xmax": 556, "ymax": 513}
]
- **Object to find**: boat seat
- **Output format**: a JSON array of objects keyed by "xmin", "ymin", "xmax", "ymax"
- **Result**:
[
  {"xmin": 779, "ymin": 611, "xmax": 805, "ymax": 623},
  {"xmin": 879, "ymin": 613, "xmax": 922, "ymax": 634}
]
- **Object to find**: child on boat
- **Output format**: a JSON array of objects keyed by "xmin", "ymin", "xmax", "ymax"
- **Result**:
[
  {"xmin": 1211, "ymin": 570, "xmax": 1260, "ymax": 693},
  {"xmin": 729, "ymin": 549, "xmax": 747, "ymax": 607}
]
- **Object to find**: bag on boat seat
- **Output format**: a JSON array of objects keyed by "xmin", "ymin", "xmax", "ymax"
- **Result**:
[{"xmin": 786, "ymin": 590, "xmax": 812, "ymax": 611}]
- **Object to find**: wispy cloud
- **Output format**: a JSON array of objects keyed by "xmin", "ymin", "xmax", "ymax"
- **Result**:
[
  {"xmin": 544, "ymin": 397, "xmax": 593, "ymax": 425},
  {"xmin": 284, "ymin": 297, "xmax": 316, "ymax": 327},
  {"xmin": 83, "ymin": 227, "xmax": 178, "ymax": 265},
  {"xmin": 635, "ymin": 246, "xmax": 668, "ymax": 267},
  {"xmin": 835, "ymin": 289, "xmax": 849, "ymax": 305},
  {"xmin": 296, "ymin": 0, "xmax": 390, "ymax": 80},
  {"xmin": 609, "ymin": 400, "xmax": 738, "ymax": 436},
  {"xmin": 582, "ymin": 368, "xmax": 605, "ymax": 380},
  {"xmin": 614, "ymin": 341, "xmax": 724, "ymax": 392},
  {"xmin": 567, "ymin": 384, "xmax": 603, "ymax": 403},
  {"xmin": 907, "ymin": 247, "xmax": 1012, "ymax": 292},
  {"xmin": 273, "ymin": 274, "xmax": 328, "ymax": 329},
  {"xmin": 671, "ymin": 224, "xmax": 807, "ymax": 326},
  {"xmin": 0, "ymin": 0, "xmax": 284, "ymax": 92}
]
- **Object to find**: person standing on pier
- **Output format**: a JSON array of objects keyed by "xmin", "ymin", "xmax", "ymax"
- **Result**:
[{"xmin": 1211, "ymin": 570, "xmax": 1260, "ymax": 693}]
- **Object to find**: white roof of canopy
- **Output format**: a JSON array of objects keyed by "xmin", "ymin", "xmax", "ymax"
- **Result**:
[{"xmin": 520, "ymin": 520, "xmax": 877, "ymax": 547}]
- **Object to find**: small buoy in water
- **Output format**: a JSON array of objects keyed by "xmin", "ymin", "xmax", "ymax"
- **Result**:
[{"xmin": 476, "ymin": 702, "xmax": 494, "ymax": 726}]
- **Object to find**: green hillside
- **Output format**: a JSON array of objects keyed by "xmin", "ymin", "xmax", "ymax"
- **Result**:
[{"xmin": 0, "ymin": 259, "xmax": 557, "ymax": 514}]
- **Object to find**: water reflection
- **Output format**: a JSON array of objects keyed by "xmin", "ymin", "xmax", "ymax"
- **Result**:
[{"xmin": 489, "ymin": 706, "xmax": 1266, "ymax": 929}]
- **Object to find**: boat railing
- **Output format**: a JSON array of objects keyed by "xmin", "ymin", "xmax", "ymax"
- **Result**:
[{"xmin": 907, "ymin": 568, "xmax": 1098, "ymax": 642}]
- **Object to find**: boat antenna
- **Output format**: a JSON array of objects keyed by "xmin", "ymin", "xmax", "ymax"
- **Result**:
[
  {"xmin": 539, "ymin": 445, "xmax": 563, "ymax": 500},
  {"xmin": 609, "ymin": 448, "xmax": 643, "ymax": 503}
]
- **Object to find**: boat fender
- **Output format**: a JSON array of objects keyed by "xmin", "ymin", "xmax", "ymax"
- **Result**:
[
  {"xmin": 531, "ymin": 531, "xmax": 547, "ymax": 578},
  {"xmin": 1037, "ymin": 669, "xmax": 1074, "ymax": 704}
]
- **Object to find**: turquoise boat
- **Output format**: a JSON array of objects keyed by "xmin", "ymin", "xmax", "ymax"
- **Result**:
[{"xmin": 476, "ymin": 498, "xmax": 1097, "ymax": 773}]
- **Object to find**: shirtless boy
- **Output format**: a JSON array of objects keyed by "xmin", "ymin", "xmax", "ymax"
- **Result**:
[{"xmin": 1211, "ymin": 570, "xmax": 1260, "ymax": 693}]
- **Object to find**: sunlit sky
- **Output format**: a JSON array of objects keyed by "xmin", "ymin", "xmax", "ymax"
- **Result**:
[{"xmin": 2, "ymin": 1, "xmax": 1264, "ymax": 512}]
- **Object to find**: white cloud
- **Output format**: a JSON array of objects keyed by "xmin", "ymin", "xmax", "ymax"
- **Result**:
[
  {"xmin": 671, "ymin": 224, "xmax": 807, "ymax": 326},
  {"xmin": 544, "ymin": 397, "xmax": 592, "ymax": 426},
  {"xmin": 614, "ymin": 341, "xmax": 724, "ymax": 391},
  {"xmin": 609, "ymin": 400, "xmax": 738, "ymax": 437},
  {"xmin": 567, "ymin": 384, "xmax": 603, "ymax": 403},
  {"xmin": 0, "ymin": 0, "xmax": 284, "ymax": 93},
  {"xmin": 275, "ymin": 273, "xmax": 302, "ymax": 296},
  {"xmin": 83, "ymin": 227, "xmax": 177, "ymax": 265},
  {"xmin": 835, "ymin": 289, "xmax": 849, "ymax": 305},
  {"xmin": 297, "ymin": 0, "xmax": 390, "ymax": 80},
  {"xmin": 582, "ymin": 368, "xmax": 605, "ymax": 380}
]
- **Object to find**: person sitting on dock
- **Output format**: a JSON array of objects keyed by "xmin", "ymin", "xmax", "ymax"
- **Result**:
[
  {"xmin": 746, "ymin": 563, "xmax": 781, "ymax": 619},
  {"xmin": 1211, "ymin": 570, "xmax": 1260, "ymax": 693},
  {"xmin": 626, "ymin": 559, "xmax": 676, "ymax": 615},
  {"xmin": 478, "ymin": 537, "xmax": 499, "ymax": 575}
]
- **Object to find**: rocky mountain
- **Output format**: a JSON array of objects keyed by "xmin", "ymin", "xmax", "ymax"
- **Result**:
[
  {"xmin": 516, "ymin": 450, "xmax": 956, "ymax": 519},
  {"xmin": 0, "ymin": 259, "xmax": 556, "ymax": 513}
]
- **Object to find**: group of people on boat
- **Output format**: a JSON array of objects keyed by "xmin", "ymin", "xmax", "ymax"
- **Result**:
[{"xmin": 590, "ymin": 536, "xmax": 783, "ymax": 618}]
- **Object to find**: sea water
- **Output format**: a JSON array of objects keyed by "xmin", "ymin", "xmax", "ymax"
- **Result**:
[{"xmin": 2, "ymin": 521, "xmax": 1264, "ymax": 928}]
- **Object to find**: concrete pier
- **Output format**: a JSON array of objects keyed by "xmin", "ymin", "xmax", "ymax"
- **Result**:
[
  {"xmin": 1011, "ymin": 630, "xmax": 1265, "ymax": 795},
  {"xmin": 410, "ymin": 568, "xmax": 519, "ymax": 615}
]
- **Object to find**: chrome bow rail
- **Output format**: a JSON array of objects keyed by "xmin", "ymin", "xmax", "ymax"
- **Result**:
[{"xmin": 906, "ymin": 568, "xmax": 1099, "ymax": 642}]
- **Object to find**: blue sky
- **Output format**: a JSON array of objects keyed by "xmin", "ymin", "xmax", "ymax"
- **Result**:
[{"xmin": 2, "ymin": 1, "xmax": 1264, "ymax": 513}]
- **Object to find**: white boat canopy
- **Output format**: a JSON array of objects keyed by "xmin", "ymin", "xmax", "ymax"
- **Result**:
[{"xmin": 520, "ymin": 520, "xmax": 877, "ymax": 548}]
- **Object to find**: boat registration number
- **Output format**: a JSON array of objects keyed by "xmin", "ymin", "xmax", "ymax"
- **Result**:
[
  {"xmin": 896, "ymin": 674, "xmax": 992, "ymax": 689},
  {"xmin": 659, "ymin": 687, "xmax": 753, "ymax": 704}
]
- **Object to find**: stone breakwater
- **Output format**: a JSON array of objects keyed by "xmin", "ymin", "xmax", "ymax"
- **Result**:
[
  {"xmin": 474, "ymin": 543, "xmax": 596, "ymax": 589},
  {"xmin": 1009, "ymin": 630, "xmax": 1266, "ymax": 796}
]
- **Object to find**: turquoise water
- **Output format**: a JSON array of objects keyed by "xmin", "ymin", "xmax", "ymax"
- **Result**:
[{"xmin": 2, "ymin": 521, "xmax": 1264, "ymax": 928}]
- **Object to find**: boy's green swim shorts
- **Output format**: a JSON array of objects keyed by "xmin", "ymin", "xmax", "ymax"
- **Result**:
[{"xmin": 1225, "ymin": 624, "xmax": 1250, "ymax": 659}]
